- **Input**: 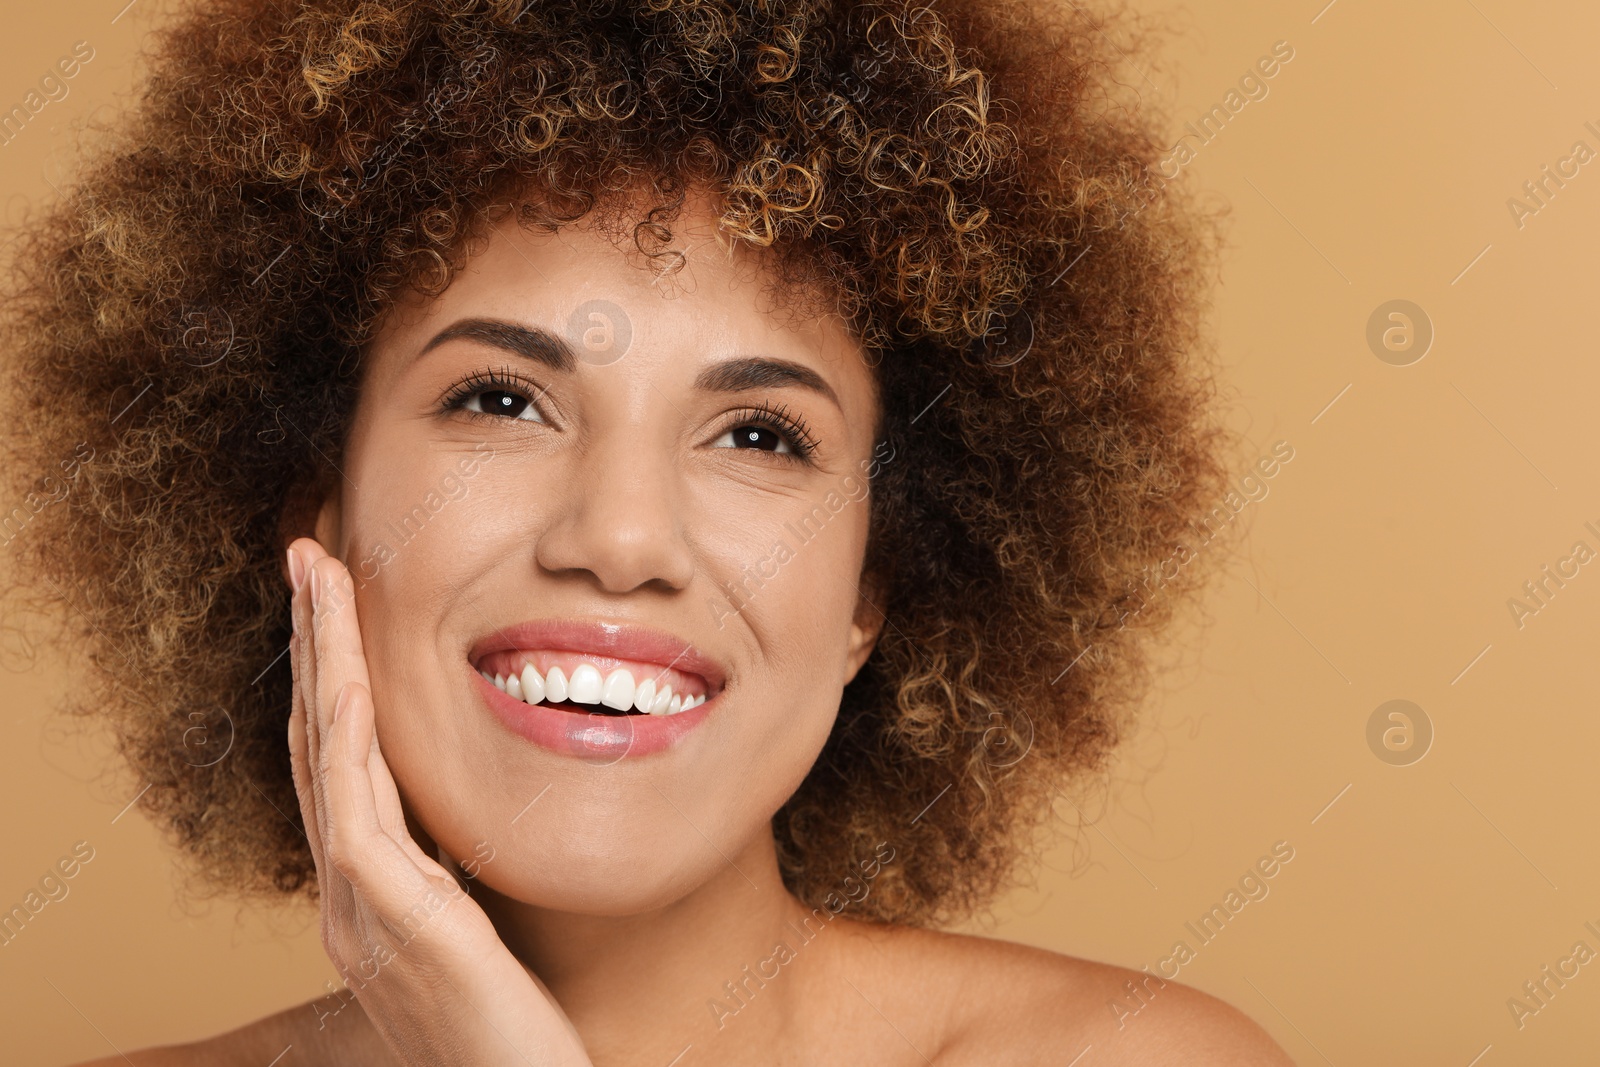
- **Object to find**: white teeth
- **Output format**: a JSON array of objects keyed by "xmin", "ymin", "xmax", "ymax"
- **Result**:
[
  {"xmin": 601, "ymin": 668, "xmax": 636, "ymax": 711},
  {"xmin": 485, "ymin": 659, "xmax": 710, "ymax": 713},
  {"xmin": 520, "ymin": 663, "xmax": 544, "ymax": 705},
  {"xmin": 544, "ymin": 665, "xmax": 568, "ymax": 703},
  {"xmin": 568, "ymin": 663, "xmax": 603, "ymax": 704}
]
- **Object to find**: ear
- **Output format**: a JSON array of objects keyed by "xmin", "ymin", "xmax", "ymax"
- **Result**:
[
  {"xmin": 843, "ymin": 569, "xmax": 887, "ymax": 686},
  {"xmin": 276, "ymin": 470, "xmax": 344, "ymax": 588}
]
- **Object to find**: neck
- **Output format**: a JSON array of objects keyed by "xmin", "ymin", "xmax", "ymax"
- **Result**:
[{"xmin": 470, "ymin": 831, "xmax": 818, "ymax": 1063}]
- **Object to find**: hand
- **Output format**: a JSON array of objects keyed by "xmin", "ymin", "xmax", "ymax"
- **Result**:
[{"xmin": 285, "ymin": 537, "xmax": 593, "ymax": 1066}]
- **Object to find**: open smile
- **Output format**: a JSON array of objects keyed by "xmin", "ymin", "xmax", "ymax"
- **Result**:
[
  {"xmin": 475, "ymin": 650, "xmax": 711, "ymax": 717},
  {"xmin": 467, "ymin": 618, "xmax": 726, "ymax": 759}
]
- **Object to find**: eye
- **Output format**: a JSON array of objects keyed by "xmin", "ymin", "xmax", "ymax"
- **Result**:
[
  {"xmin": 714, "ymin": 424, "xmax": 793, "ymax": 453},
  {"xmin": 463, "ymin": 389, "xmax": 543, "ymax": 422},
  {"xmin": 710, "ymin": 401, "xmax": 819, "ymax": 462},
  {"xmin": 440, "ymin": 368, "xmax": 548, "ymax": 423}
]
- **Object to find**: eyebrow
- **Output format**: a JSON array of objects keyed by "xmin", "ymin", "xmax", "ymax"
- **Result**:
[
  {"xmin": 692, "ymin": 356, "xmax": 840, "ymax": 411},
  {"xmin": 417, "ymin": 316, "xmax": 841, "ymax": 410},
  {"xmin": 418, "ymin": 317, "xmax": 577, "ymax": 373}
]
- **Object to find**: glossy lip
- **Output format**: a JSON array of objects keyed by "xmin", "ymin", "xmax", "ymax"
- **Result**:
[{"xmin": 466, "ymin": 618, "xmax": 727, "ymax": 760}]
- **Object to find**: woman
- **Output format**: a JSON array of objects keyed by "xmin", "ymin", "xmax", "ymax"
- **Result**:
[{"xmin": 1, "ymin": 0, "xmax": 1291, "ymax": 1061}]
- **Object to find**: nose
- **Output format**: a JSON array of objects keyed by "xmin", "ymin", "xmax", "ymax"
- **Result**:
[{"xmin": 533, "ymin": 424, "xmax": 697, "ymax": 595}]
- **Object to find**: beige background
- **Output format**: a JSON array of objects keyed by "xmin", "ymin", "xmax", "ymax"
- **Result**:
[{"xmin": 5, "ymin": 0, "xmax": 1599, "ymax": 1063}]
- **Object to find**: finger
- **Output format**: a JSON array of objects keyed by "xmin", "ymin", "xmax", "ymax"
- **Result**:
[
  {"xmin": 308, "ymin": 552, "xmax": 371, "ymax": 742},
  {"xmin": 322, "ymin": 679, "xmax": 434, "ymax": 908},
  {"xmin": 285, "ymin": 554, "xmax": 323, "ymax": 869},
  {"xmin": 298, "ymin": 549, "xmax": 469, "ymax": 923},
  {"xmin": 286, "ymin": 627, "xmax": 325, "ymax": 865},
  {"xmin": 292, "ymin": 538, "xmax": 334, "ymax": 869},
  {"xmin": 307, "ymin": 553, "xmax": 411, "ymax": 844},
  {"xmin": 291, "ymin": 537, "xmax": 325, "ymax": 766},
  {"xmin": 288, "ymin": 547, "xmax": 354, "ymax": 946},
  {"xmin": 363, "ymin": 725, "xmax": 420, "ymax": 847},
  {"xmin": 354, "ymin": 718, "xmax": 472, "ymax": 907}
]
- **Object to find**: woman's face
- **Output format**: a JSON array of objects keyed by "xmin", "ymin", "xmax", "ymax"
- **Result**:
[{"xmin": 304, "ymin": 188, "xmax": 884, "ymax": 914}]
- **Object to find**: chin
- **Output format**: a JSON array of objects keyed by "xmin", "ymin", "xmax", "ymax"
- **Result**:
[{"xmin": 444, "ymin": 821, "xmax": 737, "ymax": 916}]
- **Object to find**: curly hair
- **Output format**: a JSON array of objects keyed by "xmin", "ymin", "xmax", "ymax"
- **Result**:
[{"xmin": 0, "ymin": 0, "xmax": 1230, "ymax": 927}]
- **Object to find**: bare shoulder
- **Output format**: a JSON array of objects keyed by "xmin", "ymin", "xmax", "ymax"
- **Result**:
[
  {"xmin": 829, "ymin": 920, "xmax": 1295, "ymax": 1066},
  {"xmin": 65, "ymin": 993, "xmax": 394, "ymax": 1067}
]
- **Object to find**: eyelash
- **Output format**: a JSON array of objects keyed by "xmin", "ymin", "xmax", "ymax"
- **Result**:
[
  {"xmin": 437, "ymin": 367, "xmax": 822, "ymax": 463},
  {"xmin": 438, "ymin": 366, "xmax": 547, "ymax": 418},
  {"xmin": 728, "ymin": 399, "xmax": 820, "ymax": 462}
]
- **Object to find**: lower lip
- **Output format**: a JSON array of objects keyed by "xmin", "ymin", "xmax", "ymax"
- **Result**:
[{"xmin": 470, "ymin": 664, "xmax": 714, "ymax": 760}]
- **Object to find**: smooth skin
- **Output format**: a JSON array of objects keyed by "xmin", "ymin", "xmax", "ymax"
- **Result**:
[{"xmin": 72, "ymin": 185, "xmax": 1295, "ymax": 1066}]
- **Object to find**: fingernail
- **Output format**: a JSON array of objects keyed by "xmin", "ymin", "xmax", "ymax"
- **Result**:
[
  {"xmin": 286, "ymin": 547, "xmax": 306, "ymax": 593},
  {"xmin": 310, "ymin": 565, "xmax": 323, "ymax": 611},
  {"xmin": 334, "ymin": 683, "xmax": 353, "ymax": 722}
]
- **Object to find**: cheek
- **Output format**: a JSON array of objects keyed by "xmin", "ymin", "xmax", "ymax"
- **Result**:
[
  {"xmin": 701, "ymin": 484, "xmax": 869, "ymax": 685},
  {"xmin": 708, "ymin": 493, "xmax": 869, "ymax": 762},
  {"xmin": 342, "ymin": 486, "xmax": 506, "ymax": 793}
]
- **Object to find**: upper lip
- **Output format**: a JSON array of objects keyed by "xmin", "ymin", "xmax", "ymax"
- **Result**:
[{"xmin": 468, "ymin": 617, "xmax": 728, "ymax": 694}]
